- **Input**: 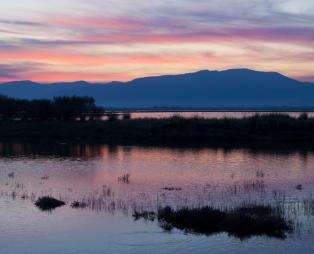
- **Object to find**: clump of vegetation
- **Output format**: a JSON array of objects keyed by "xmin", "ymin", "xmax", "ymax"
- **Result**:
[
  {"xmin": 71, "ymin": 201, "xmax": 88, "ymax": 209},
  {"xmin": 41, "ymin": 175, "xmax": 49, "ymax": 181},
  {"xmin": 118, "ymin": 174, "xmax": 130, "ymax": 184},
  {"xmin": 35, "ymin": 196, "xmax": 65, "ymax": 211},
  {"xmin": 163, "ymin": 187, "xmax": 182, "ymax": 191},
  {"xmin": 8, "ymin": 172, "xmax": 15, "ymax": 178},
  {"xmin": 295, "ymin": 184, "xmax": 303, "ymax": 190},
  {"xmin": 133, "ymin": 211, "xmax": 156, "ymax": 221},
  {"xmin": 157, "ymin": 205, "xmax": 291, "ymax": 239},
  {"xmin": 15, "ymin": 183, "xmax": 24, "ymax": 189}
]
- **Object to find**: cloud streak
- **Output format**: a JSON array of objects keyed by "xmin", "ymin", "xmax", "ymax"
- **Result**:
[
  {"xmin": 0, "ymin": 0, "xmax": 313, "ymax": 82},
  {"xmin": 0, "ymin": 63, "xmax": 43, "ymax": 81}
]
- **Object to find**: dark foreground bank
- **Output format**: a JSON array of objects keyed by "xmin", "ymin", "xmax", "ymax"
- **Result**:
[{"xmin": 0, "ymin": 114, "xmax": 313, "ymax": 149}]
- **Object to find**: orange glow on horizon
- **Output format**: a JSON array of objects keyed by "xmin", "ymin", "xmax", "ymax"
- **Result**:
[{"xmin": 0, "ymin": 1, "xmax": 313, "ymax": 83}]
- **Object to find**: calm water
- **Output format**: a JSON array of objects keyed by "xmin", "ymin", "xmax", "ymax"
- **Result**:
[
  {"xmin": 131, "ymin": 111, "xmax": 314, "ymax": 119},
  {"xmin": 1, "ymin": 143, "xmax": 314, "ymax": 254}
]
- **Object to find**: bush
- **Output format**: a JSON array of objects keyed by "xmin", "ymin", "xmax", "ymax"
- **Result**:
[
  {"xmin": 157, "ymin": 205, "xmax": 291, "ymax": 239},
  {"xmin": 35, "ymin": 196, "xmax": 65, "ymax": 211}
]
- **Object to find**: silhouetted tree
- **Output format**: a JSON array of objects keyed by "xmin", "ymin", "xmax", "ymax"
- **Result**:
[
  {"xmin": 26, "ymin": 99, "xmax": 54, "ymax": 121},
  {"xmin": 53, "ymin": 96, "xmax": 98, "ymax": 121},
  {"xmin": 0, "ymin": 95, "xmax": 104, "ymax": 121}
]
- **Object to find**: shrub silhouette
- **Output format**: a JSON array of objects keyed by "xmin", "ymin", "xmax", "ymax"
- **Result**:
[
  {"xmin": 0, "ymin": 95, "xmax": 104, "ymax": 121},
  {"xmin": 35, "ymin": 196, "xmax": 65, "ymax": 211},
  {"xmin": 157, "ymin": 205, "xmax": 291, "ymax": 239}
]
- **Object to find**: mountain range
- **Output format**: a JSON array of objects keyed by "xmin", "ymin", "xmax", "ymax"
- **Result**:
[{"xmin": 1, "ymin": 69, "xmax": 314, "ymax": 109}]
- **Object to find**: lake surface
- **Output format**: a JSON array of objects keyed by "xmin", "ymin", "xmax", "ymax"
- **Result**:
[
  {"xmin": 1, "ymin": 143, "xmax": 314, "ymax": 254},
  {"xmin": 131, "ymin": 111, "xmax": 314, "ymax": 119}
]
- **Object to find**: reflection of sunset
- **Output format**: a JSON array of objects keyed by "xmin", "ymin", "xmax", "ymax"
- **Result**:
[
  {"xmin": 1, "ymin": 143, "xmax": 314, "ymax": 200},
  {"xmin": 1, "ymin": 143, "xmax": 314, "ymax": 251},
  {"xmin": 93, "ymin": 146, "xmax": 314, "ymax": 197}
]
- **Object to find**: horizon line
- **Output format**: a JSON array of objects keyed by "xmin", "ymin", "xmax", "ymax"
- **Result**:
[{"xmin": 0, "ymin": 68, "xmax": 313, "ymax": 84}]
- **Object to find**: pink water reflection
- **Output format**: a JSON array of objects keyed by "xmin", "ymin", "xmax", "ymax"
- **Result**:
[
  {"xmin": 0, "ymin": 144, "xmax": 313, "ymax": 210},
  {"xmin": 1, "ymin": 143, "xmax": 314, "ymax": 254}
]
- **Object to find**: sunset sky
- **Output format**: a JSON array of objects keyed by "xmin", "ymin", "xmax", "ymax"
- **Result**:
[{"xmin": 0, "ymin": 0, "xmax": 313, "ymax": 83}]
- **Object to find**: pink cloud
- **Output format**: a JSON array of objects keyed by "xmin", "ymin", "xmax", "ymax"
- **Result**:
[
  {"xmin": 1, "ymin": 13, "xmax": 313, "ymax": 82},
  {"xmin": 50, "ymin": 15, "xmax": 147, "ymax": 32},
  {"xmin": 0, "ymin": 49, "xmax": 203, "ymax": 66},
  {"xmin": 77, "ymin": 26, "xmax": 314, "ymax": 46}
]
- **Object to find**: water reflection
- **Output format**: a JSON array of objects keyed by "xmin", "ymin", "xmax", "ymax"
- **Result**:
[
  {"xmin": 0, "ymin": 141, "xmax": 312, "ymax": 158},
  {"xmin": 131, "ymin": 111, "xmax": 314, "ymax": 120},
  {"xmin": 1, "ymin": 143, "xmax": 314, "ymax": 252}
]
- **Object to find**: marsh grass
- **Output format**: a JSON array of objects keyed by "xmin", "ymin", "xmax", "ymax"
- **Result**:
[
  {"xmin": 133, "ymin": 211, "xmax": 156, "ymax": 221},
  {"xmin": 118, "ymin": 174, "xmax": 130, "ymax": 184},
  {"xmin": 163, "ymin": 187, "xmax": 182, "ymax": 191},
  {"xmin": 0, "ymin": 175, "xmax": 314, "ymax": 238},
  {"xmin": 225, "ymin": 180, "xmax": 266, "ymax": 196},
  {"xmin": 71, "ymin": 201, "xmax": 88, "ymax": 209},
  {"xmin": 41, "ymin": 175, "xmax": 49, "ymax": 181},
  {"xmin": 1, "ymin": 113, "xmax": 314, "ymax": 148}
]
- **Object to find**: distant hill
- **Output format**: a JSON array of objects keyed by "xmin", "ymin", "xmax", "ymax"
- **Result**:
[{"xmin": 1, "ymin": 69, "xmax": 314, "ymax": 109}]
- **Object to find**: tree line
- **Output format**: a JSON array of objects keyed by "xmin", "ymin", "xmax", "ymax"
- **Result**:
[{"xmin": 0, "ymin": 95, "xmax": 105, "ymax": 121}]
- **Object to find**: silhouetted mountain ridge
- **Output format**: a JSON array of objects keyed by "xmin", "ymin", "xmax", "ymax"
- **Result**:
[{"xmin": 0, "ymin": 69, "xmax": 313, "ymax": 109}]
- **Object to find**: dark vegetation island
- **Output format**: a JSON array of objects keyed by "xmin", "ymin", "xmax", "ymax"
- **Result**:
[
  {"xmin": 0, "ymin": 95, "xmax": 314, "ymax": 149},
  {"xmin": 139, "ymin": 205, "xmax": 291, "ymax": 239}
]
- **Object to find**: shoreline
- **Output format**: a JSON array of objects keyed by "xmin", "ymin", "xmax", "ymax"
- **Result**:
[
  {"xmin": 0, "ymin": 114, "xmax": 314, "ymax": 149},
  {"xmin": 111, "ymin": 109, "xmax": 314, "ymax": 113}
]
